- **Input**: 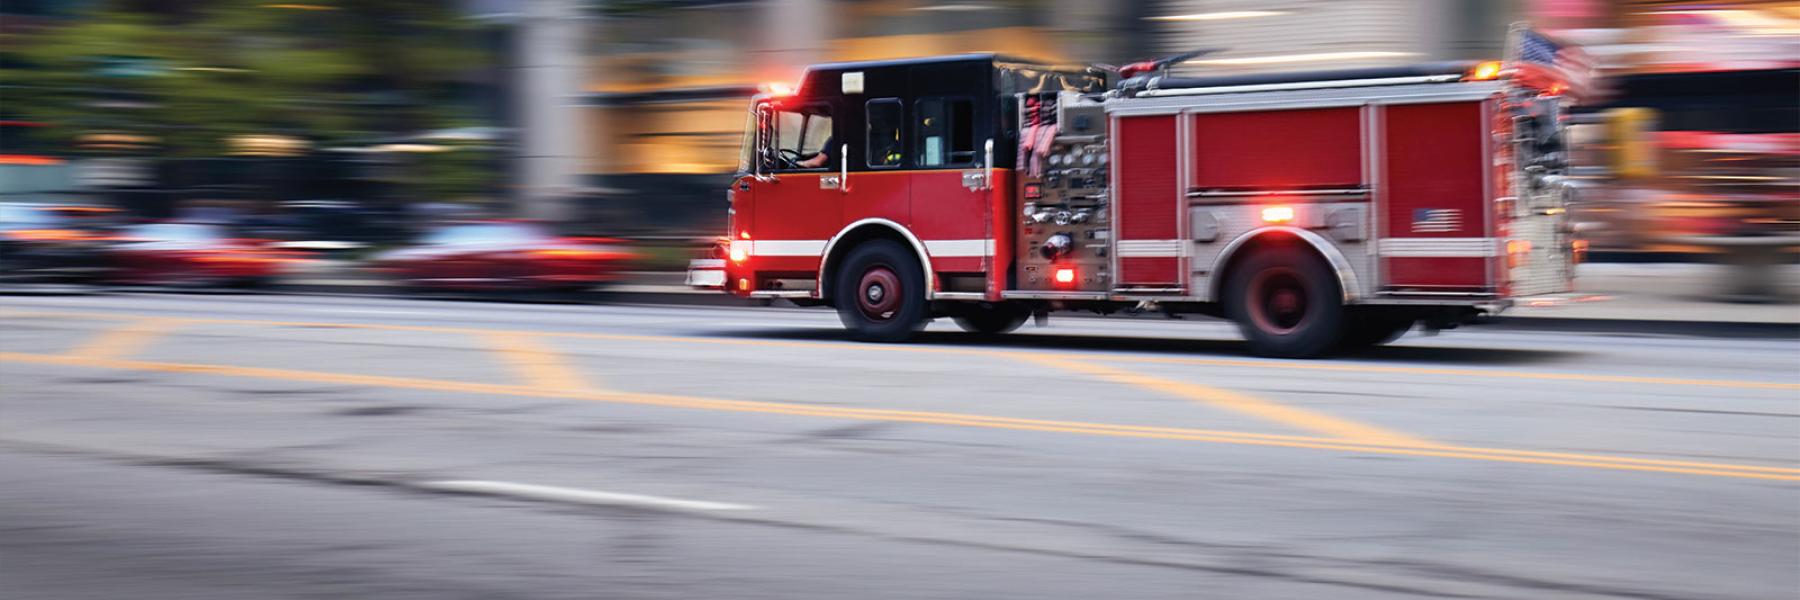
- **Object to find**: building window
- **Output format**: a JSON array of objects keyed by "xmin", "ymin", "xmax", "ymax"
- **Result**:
[
  {"xmin": 917, "ymin": 97, "xmax": 975, "ymax": 167},
  {"xmin": 866, "ymin": 99, "xmax": 904, "ymax": 168}
]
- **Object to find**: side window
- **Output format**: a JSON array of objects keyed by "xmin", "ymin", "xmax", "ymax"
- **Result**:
[
  {"xmin": 770, "ymin": 103, "xmax": 835, "ymax": 172},
  {"xmin": 866, "ymin": 99, "xmax": 903, "ymax": 168},
  {"xmin": 917, "ymin": 97, "xmax": 976, "ymax": 167}
]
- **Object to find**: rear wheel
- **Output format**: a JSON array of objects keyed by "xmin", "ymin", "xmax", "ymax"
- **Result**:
[
  {"xmin": 1224, "ymin": 246, "xmax": 1345, "ymax": 358},
  {"xmin": 951, "ymin": 302, "xmax": 1029, "ymax": 335},
  {"xmin": 834, "ymin": 240, "xmax": 928, "ymax": 342}
]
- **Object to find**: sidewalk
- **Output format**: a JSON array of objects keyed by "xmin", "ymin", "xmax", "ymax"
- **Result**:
[
  {"xmin": 1508, "ymin": 263, "xmax": 1800, "ymax": 323},
  {"xmin": 275, "ymin": 261, "xmax": 1799, "ymax": 337}
]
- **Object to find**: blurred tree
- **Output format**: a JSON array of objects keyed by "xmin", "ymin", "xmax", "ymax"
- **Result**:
[{"xmin": 0, "ymin": 0, "xmax": 495, "ymax": 199}]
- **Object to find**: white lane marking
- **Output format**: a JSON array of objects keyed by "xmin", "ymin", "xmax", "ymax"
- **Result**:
[{"xmin": 421, "ymin": 480, "xmax": 757, "ymax": 512}]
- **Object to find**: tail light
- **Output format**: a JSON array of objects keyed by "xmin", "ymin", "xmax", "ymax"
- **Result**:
[
  {"xmin": 1260, "ymin": 205, "xmax": 1295, "ymax": 224},
  {"xmin": 5, "ymin": 229, "xmax": 86, "ymax": 241},
  {"xmin": 1506, "ymin": 239, "xmax": 1532, "ymax": 269},
  {"xmin": 532, "ymin": 248, "xmax": 624, "ymax": 260},
  {"xmin": 1054, "ymin": 267, "xmax": 1076, "ymax": 284}
]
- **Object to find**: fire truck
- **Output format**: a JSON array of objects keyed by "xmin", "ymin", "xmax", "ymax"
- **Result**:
[{"xmin": 690, "ymin": 32, "xmax": 1584, "ymax": 358}]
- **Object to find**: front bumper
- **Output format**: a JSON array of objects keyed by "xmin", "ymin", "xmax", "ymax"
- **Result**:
[{"xmin": 686, "ymin": 259, "xmax": 726, "ymax": 289}]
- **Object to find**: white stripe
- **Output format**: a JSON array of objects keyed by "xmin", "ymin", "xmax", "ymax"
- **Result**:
[
  {"xmin": 422, "ymin": 480, "xmax": 756, "ymax": 512},
  {"xmin": 923, "ymin": 239, "xmax": 994, "ymax": 257},
  {"xmin": 751, "ymin": 240, "xmax": 828, "ymax": 256},
  {"xmin": 1378, "ymin": 238, "xmax": 1500, "ymax": 257},
  {"xmin": 1116, "ymin": 239, "xmax": 1184, "ymax": 257}
]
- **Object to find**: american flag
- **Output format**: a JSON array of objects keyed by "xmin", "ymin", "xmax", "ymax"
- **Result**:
[
  {"xmin": 1411, "ymin": 209, "xmax": 1462, "ymax": 233},
  {"xmin": 1512, "ymin": 28, "xmax": 1594, "ymax": 101}
]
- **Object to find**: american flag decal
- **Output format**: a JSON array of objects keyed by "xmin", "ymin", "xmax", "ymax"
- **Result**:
[{"xmin": 1411, "ymin": 209, "xmax": 1462, "ymax": 233}]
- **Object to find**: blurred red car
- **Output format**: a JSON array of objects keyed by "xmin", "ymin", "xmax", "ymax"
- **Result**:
[
  {"xmin": 370, "ymin": 221, "xmax": 634, "ymax": 292},
  {"xmin": 109, "ymin": 222, "xmax": 297, "ymax": 288}
]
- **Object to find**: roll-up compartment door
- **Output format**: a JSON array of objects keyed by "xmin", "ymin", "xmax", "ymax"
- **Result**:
[{"xmin": 1113, "ymin": 115, "xmax": 1181, "ymax": 287}]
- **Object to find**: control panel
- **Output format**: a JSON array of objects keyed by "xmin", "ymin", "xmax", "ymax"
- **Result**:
[{"xmin": 1016, "ymin": 91, "xmax": 1110, "ymax": 292}]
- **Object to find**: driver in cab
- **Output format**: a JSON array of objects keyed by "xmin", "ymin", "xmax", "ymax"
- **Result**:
[{"xmin": 795, "ymin": 137, "xmax": 835, "ymax": 169}]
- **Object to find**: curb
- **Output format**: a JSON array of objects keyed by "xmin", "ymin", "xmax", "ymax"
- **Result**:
[
  {"xmin": 1476, "ymin": 316, "xmax": 1799, "ymax": 340},
  {"xmin": 264, "ymin": 281, "xmax": 1800, "ymax": 341}
]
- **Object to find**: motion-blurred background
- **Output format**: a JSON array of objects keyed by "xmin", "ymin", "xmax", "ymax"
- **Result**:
[{"xmin": 1, "ymin": 0, "xmax": 1795, "ymax": 294}]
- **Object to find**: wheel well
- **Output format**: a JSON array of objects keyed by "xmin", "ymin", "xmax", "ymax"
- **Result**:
[
  {"xmin": 1212, "ymin": 230, "xmax": 1339, "ymax": 304},
  {"xmin": 820, "ymin": 225, "xmax": 921, "ymax": 305}
]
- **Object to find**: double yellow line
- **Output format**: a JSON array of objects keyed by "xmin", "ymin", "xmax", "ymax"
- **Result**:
[
  {"xmin": 2, "ymin": 349, "xmax": 1796, "ymax": 481},
  {"xmin": 4, "ymin": 309, "xmax": 1797, "ymax": 480},
  {"xmin": 9, "ymin": 308, "xmax": 1794, "ymax": 391}
]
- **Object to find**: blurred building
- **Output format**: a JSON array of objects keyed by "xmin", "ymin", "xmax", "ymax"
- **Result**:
[
  {"xmin": 578, "ymin": 0, "xmax": 1525, "ymax": 234},
  {"xmin": 580, "ymin": 0, "xmax": 1159, "ymax": 233},
  {"xmin": 1150, "ymin": 0, "xmax": 1520, "ymax": 75}
]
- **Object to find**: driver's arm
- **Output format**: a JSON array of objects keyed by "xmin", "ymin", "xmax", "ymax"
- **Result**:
[{"xmin": 795, "ymin": 137, "xmax": 835, "ymax": 169}]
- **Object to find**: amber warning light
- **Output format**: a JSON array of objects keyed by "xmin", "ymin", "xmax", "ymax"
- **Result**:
[{"xmin": 1466, "ymin": 61, "xmax": 1503, "ymax": 81}]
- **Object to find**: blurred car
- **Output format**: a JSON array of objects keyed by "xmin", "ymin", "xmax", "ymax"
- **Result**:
[
  {"xmin": 108, "ymin": 222, "xmax": 298, "ymax": 288},
  {"xmin": 0, "ymin": 202, "xmax": 115, "ymax": 284},
  {"xmin": 370, "ymin": 221, "xmax": 634, "ymax": 292}
]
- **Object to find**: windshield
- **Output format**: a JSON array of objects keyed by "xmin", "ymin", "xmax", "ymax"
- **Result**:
[{"xmin": 739, "ymin": 105, "xmax": 757, "ymax": 175}]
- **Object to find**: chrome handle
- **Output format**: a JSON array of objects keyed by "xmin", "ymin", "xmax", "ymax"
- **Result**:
[
  {"xmin": 839, "ymin": 143, "xmax": 850, "ymax": 193},
  {"xmin": 983, "ymin": 138, "xmax": 995, "ymax": 190}
]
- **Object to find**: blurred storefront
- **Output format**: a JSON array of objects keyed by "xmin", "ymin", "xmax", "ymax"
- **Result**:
[{"xmin": 1547, "ymin": 1, "xmax": 1798, "ymax": 257}]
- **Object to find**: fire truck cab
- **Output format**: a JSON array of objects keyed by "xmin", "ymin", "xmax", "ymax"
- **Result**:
[{"xmin": 697, "ymin": 38, "xmax": 1582, "ymax": 358}]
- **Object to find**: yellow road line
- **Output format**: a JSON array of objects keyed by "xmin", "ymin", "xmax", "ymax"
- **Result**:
[
  {"xmin": 62, "ymin": 318, "xmax": 185, "ymax": 361},
  {"xmin": 1021, "ymin": 354, "xmax": 1430, "ymax": 446},
  {"xmin": 5, "ymin": 309, "xmax": 1797, "ymax": 391},
  {"xmin": 480, "ymin": 331, "xmax": 594, "ymax": 392},
  {"xmin": 1, "ymin": 350, "xmax": 1794, "ymax": 481}
]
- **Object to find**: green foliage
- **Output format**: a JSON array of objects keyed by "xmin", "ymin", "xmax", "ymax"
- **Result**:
[{"xmin": 0, "ymin": 0, "xmax": 494, "ymax": 168}]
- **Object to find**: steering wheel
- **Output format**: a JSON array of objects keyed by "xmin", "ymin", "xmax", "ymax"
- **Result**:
[{"xmin": 777, "ymin": 148, "xmax": 804, "ymax": 168}]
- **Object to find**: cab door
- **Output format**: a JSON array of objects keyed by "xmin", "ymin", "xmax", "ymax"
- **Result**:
[
  {"xmin": 905, "ymin": 90, "xmax": 994, "ymax": 276},
  {"xmin": 749, "ymin": 99, "xmax": 841, "ymax": 275},
  {"xmin": 841, "ymin": 97, "xmax": 911, "ymax": 233}
]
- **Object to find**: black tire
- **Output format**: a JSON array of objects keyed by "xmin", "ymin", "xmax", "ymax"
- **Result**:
[
  {"xmin": 230, "ymin": 276, "xmax": 272, "ymax": 290},
  {"xmin": 834, "ymin": 240, "xmax": 929, "ymax": 342},
  {"xmin": 1223, "ymin": 246, "xmax": 1346, "ymax": 358},
  {"xmin": 1338, "ymin": 312, "xmax": 1413, "ymax": 350},
  {"xmin": 951, "ymin": 302, "xmax": 1029, "ymax": 335}
]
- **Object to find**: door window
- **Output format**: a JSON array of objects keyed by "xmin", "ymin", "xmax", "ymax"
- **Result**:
[
  {"xmin": 916, "ymin": 97, "xmax": 976, "ymax": 167},
  {"xmin": 769, "ymin": 103, "xmax": 835, "ymax": 171},
  {"xmin": 866, "ymin": 99, "xmax": 904, "ymax": 168}
]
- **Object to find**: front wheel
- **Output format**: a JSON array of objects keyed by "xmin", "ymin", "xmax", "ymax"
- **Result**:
[
  {"xmin": 951, "ymin": 302, "xmax": 1029, "ymax": 335},
  {"xmin": 834, "ymin": 240, "xmax": 929, "ymax": 342},
  {"xmin": 1224, "ymin": 246, "xmax": 1346, "ymax": 358}
]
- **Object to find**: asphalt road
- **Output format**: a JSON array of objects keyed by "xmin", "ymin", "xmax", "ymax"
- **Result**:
[{"xmin": 1, "ymin": 292, "xmax": 1795, "ymax": 600}]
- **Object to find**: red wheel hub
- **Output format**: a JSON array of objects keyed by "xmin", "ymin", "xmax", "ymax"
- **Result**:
[
  {"xmin": 1247, "ymin": 267, "xmax": 1309, "ymax": 335},
  {"xmin": 856, "ymin": 266, "xmax": 902, "ymax": 321}
]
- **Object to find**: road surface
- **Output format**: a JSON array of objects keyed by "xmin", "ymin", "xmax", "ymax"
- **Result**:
[{"xmin": 1, "ymin": 292, "xmax": 1795, "ymax": 599}]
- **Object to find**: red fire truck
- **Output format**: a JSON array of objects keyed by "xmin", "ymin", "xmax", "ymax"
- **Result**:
[{"xmin": 690, "ymin": 33, "xmax": 1584, "ymax": 357}]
